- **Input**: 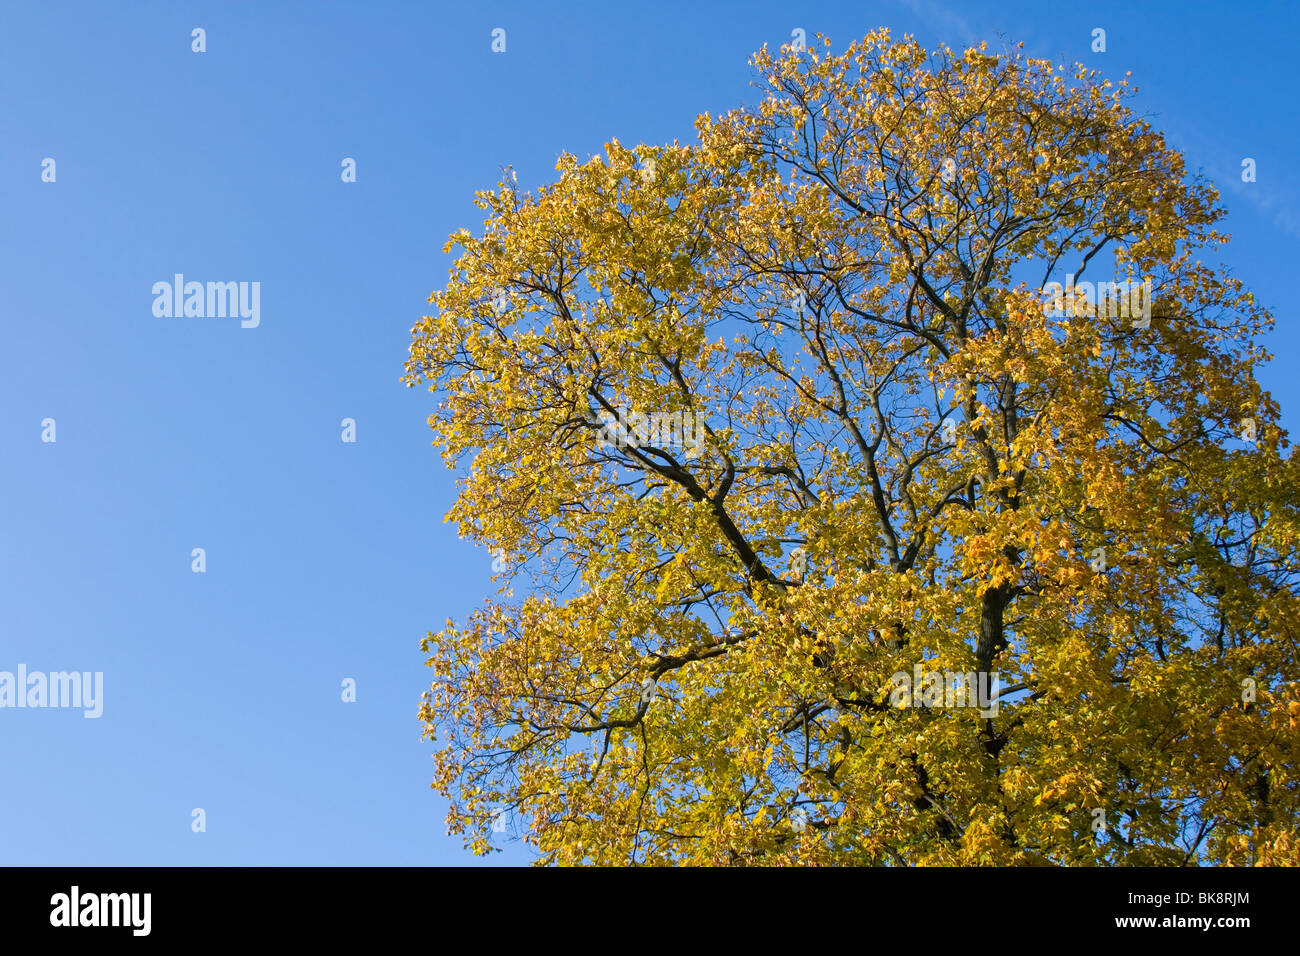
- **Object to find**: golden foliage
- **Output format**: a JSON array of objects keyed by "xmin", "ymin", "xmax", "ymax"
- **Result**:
[{"xmin": 406, "ymin": 31, "xmax": 1300, "ymax": 865}]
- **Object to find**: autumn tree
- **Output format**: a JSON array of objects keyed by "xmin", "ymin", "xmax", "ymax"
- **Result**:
[{"xmin": 405, "ymin": 30, "xmax": 1300, "ymax": 865}]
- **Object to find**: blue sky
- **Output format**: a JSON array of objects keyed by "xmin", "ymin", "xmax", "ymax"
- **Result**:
[{"xmin": 1, "ymin": 0, "xmax": 1296, "ymax": 865}]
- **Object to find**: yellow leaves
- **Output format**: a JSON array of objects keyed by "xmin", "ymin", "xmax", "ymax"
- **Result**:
[
  {"xmin": 655, "ymin": 554, "xmax": 691, "ymax": 605},
  {"xmin": 412, "ymin": 27, "xmax": 1299, "ymax": 868}
]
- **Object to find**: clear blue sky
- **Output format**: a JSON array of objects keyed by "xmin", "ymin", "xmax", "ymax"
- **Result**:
[{"xmin": 1, "ymin": 0, "xmax": 1296, "ymax": 865}]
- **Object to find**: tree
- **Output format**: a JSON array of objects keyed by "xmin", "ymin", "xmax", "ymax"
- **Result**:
[{"xmin": 405, "ymin": 30, "xmax": 1300, "ymax": 865}]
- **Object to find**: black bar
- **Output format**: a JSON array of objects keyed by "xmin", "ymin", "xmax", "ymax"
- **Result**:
[{"xmin": 0, "ymin": 865, "xmax": 1276, "ymax": 942}]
